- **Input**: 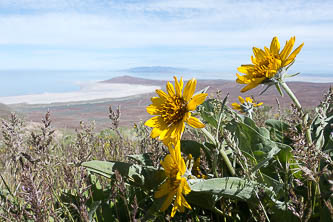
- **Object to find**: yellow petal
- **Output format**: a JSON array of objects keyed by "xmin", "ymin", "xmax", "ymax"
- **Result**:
[
  {"xmin": 270, "ymin": 36, "xmax": 280, "ymax": 55},
  {"xmin": 237, "ymin": 65, "xmax": 254, "ymax": 74},
  {"xmin": 187, "ymin": 93, "xmax": 208, "ymax": 111},
  {"xmin": 183, "ymin": 78, "xmax": 197, "ymax": 102},
  {"xmin": 174, "ymin": 76, "xmax": 183, "ymax": 97},
  {"xmin": 156, "ymin": 89, "xmax": 168, "ymax": 100},
  {"xmin": 284, "ymin": 42, "xmax": 304, "ymax": 66},
  {"xmin": 161, "ymin": 155, "xmax": 174, "ymax": 174},
  {"xmin": 171, "ymin": 204, "xmax": 178, "ymax": 217},
  {"xmin": 245, "ymin": 97, "xmax": 253, "ymax": 103},
  {"xmin": 146, "ymin": 105, "xmax": 160, "ymax": 115},
  {"xmin": 231, "ymin": 103, "xmax": 241, "ymax": 110},
  {"xmin": 280, "ymin": 36, "xmax": 295, "ymax": 61},
  {"xmin": 154, "ymin": 182, "xmax": 170, "ymax": 198},
  {"xmin": 145, "ymin": 116, "xmax": 164, "ymax": 128},
  {"xmin": 182, "ymin": 179, "xmax": 191, "ymax": 195},
  {"xmin": 253, "ymin": 47, "xmax": 266, "ymax": 60},
  {"xmin": 186, "ymin": 116, "xmax": 205, "ymax": 128},
  {"xmin": 238, "ymin": 96, "xmax": 245, "ymax": 104},
  {"xmin": 160, "ymin": 192, "xmax": 175, "ymax": 212},
  {"xmin": 151, "ymin": 96, "xmax": 164, "ymax": 106},
  {"xmin": 173, "ymin": 122, "xmax": 185, "ymax": 142},
  {"xmin": 236, "ymin": 73, "xmax": 251, "ymax": 84},
  {"xmin": 151, "ymin": 127, "xmax": 161, "ymax": 138},
  {"xmin": 254, "ymin": 102, "xmax": 263, "ymax": 107},
  {"xmin": 166, "ymin": 82, "xmax": 175, "ymax": 97},
  {"xmin": 181, "ymin": 194, "xmax": 191, "ymax": 209},
  {"xmin": 240, "ymin": 77, "xmax": 265, "ymax": 92}
]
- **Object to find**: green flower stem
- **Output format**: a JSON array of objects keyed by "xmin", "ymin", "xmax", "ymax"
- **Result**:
[
  {"xmin": 219, "ymin": 147, "xmax": 236, "ymax": 176},
  {"xmin": 279, "ymin": 81, "xmax": 302, "ymax": 110},
  {"xmin": 201, "ymin": 128, "xmax": 236, "ymax": 176},
  {"xmin": 280, "ymin": 81, "xmax": 313, "ymax": 145},
  {"xmin": 201, "ymin": 128, "xmax": 217, "ymax": 145},
  {"xmin": 247, "ymin": 112, "xmax": 253, "ymax": 120}
]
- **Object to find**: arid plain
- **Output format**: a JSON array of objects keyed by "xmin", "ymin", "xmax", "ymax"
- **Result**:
[{"xmin": 9, "ymin": 75, "xmax": 332, "ymax": 130}]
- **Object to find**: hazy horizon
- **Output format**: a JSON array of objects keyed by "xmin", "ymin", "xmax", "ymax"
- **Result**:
[{"xmin": 0, "ymin": 68, "xmax": 332, "ymax": 99}]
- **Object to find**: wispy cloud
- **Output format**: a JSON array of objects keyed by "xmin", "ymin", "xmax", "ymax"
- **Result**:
[{"xmin": 0, "ymin": 0, "xmax": 332, "ymax": 73}]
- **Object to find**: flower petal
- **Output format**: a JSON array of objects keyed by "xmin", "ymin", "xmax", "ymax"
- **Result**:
[
  {"xmin": 187, "ymin": 93, "xmax": 208, "ymax": 111},
  {"xmin": 270, "ymin": 36, "xmax": 280, "ymax": 55},
  {"xmin": 174, "ymin": 76, "xmax": 183, "ymax": 97},
  {"xmin": 160, "ymin": 192, "xmax": 175, "ymax": 212},
  {"xmin": 280, "ymin": 36, "xmax": 295, "ymax": 61},
  {"xmin": 151, "ymin": 127, "xmax": 161, "ymax": 138},
  {"xmin": 245, "ymin": 97, "xmax": 253, "ymax": 103},
  {"xmin": 183, "ymin": 78, "xmax": 197, "ymax": 102},
  {"xmin": 166, "ymin": 82, "xmax": 175, "ymax": 97},
  {"xmin": 231, "ymin": 103, "xmax": 241, "ymax": 110},
  {"xmin": 154, "ymin": 182, "xmax": 170, "ymax": 198},
  {"xmin": 237, "ymin": 65, "xmax": 254, "ymax": 74},
  {"xmin": 151, "ymin": 96, "xmax": 164, "ymax": 106},
  {"xmin": 284, "ymin": 42, "xmax": 304, "ymax": 66},
  {"xmin": 156, "ymin": 89, "xmax": 168, "ymax": 100},
  {"xmin": 186, "ymin": 116, "xmax": 205, "ymax": 128},
  {"xmin": 238, "ymin": 96, "xmax": 245, "ymax": 104},
  {"xmin": 146, "ymin": 104, "xmax": 160, "ymax": 115},
  {"xmin": 145, "ymin": 116, "xmax": 164, "ymax": 128}
]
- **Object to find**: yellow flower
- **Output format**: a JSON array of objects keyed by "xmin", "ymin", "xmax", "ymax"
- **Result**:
[
  {"xmin": 145, "ymin": 76, "xmax": 208, "ymax": 146},
  {"xmin": 232, "ymin": 96, "xmax": 263, "ymax": 113},
  {"xmin": 191, "ymin": 157, "xmax": 207, "ymax": 179},
  {"xmin": 236, "ymin": 36, "xmax": 304, "ymax": 92},
  {"xmin": 155, "ymin": 142, "xmax": 191, "ymax": 217}
]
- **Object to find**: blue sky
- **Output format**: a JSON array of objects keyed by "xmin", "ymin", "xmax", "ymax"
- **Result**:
[{"xmin": 0, "ymin": 0, "xmax": 332, "ymax": 74}]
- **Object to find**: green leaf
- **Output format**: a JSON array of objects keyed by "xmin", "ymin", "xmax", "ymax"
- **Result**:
[
  {"xmin": 226, "ymin": 118, "xmax": 292, "ymax": 174},
  {"xmin": 88, "ymin": 200, "xmax": 101, "ymax": 222},
  {"xmin": 265, "ymin": 119, "xmax": 291, "ymax": 144},
  {"xmin": 181, "ymin": 140, "xmax": 202, "ymax": 158},
  {"xmin": 187, "ymin": 177, "xmax": 272, "ymax": 210},
  {"xmin": 127, "ymin": 153, "xmax": 154, "ymax": 166},
  {"xmin": 199, "ymin": 99, "xmax": 218, "ymax": 128},
  {"xmin": 82, "ymin": 160, "xmax": 165, "ymax": 190}
]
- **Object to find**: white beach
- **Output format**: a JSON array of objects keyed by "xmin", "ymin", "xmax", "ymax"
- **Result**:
[{"xmin": 0, "ymin": 83, "xmax": 161, "ymax": 105}]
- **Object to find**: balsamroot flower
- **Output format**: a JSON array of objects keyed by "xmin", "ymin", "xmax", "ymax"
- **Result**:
[
  {"xmin": 155, "ymin": 142, "xmax": 191, "ymax": 217},
  {"xmin": 236, "ymin": 36, "xmax": 304, "ymax": 92},
  {"xmin": 145, "ymin": 76, "xmax": 207, "ymax": 146},
  {"xmin": 232, "ymin": 96, "xmax": 263, "ymax": 116}
]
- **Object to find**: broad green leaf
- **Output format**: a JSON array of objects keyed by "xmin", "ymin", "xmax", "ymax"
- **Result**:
[
  {"xmin": 186, "ymin": 177, "xmax": 272, "ymax": 210},
  {"xmin": 181, "ymin": 140, "xmax": 202, "ymax": 158},
  {"xmin": 265, "ymin": 119, "xmax": 291, "ymax": 144},
  {"xmin": 226, "ymin": 118, "xmax": 292, "ymax": 176},
  {"xmin": 82, "ymin": 160, "xmax": 165, "ymax": 190},
  {"xmin": 127, "ymin": 153, "xmax": 154, "ymax": 166},
  {"xmin": 199, "ymin": 99, "xmax": 218, "ymax": 128}
]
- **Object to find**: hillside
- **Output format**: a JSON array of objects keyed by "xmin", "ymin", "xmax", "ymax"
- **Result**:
[{"xmin": 10, "ymin": 76, "xmax": 332, "ymax": 129}]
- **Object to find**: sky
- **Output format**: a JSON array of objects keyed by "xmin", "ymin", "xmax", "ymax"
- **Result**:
[{"xmin": 0, "ymin": 0, "xmax": 332, "ymax": 75}]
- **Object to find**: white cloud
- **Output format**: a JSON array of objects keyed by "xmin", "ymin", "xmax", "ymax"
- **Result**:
[{"xmin": 0, "ymin": 0, "xmax": 332, "ymax": 70}]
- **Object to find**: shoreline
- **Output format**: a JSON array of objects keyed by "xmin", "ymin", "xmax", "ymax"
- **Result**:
[
  {"xmin": 1, "ymin": 75, "xmax": 332, "ymax": 106},
  {"xmin": 0, "ymin": 82, "xmax": 161, "ymax": 105}
]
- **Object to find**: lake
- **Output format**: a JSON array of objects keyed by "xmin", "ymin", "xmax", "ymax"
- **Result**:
[{"xmin": 0, "ymin": 70, "xmax": 331, "ymax": 97}]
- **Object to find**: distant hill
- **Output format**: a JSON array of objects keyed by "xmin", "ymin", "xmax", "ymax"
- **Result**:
[
  {"xmin": 123, "ymin": 66, "xmax": 193, "ymax": 73},
  {"xmin": 12, "ymin": 76, "xmax": 332, "ymax": 129},
  {"xmin": 101, "ymin": 75, "xmax": 165, "ymax": 85}
]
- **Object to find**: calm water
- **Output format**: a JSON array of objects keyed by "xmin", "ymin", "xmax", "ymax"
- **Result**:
[
  {"xmin": 0, "ymin": 70, "xmax": 331, "ymax": 97},
  {"xmin": 0, "ymin": 70, "xmax": 227, "ymax": 97}
]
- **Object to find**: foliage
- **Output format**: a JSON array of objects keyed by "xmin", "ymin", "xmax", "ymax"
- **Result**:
[{"xmin": 0, "ymin": 37, "xmax": 332, "ymax": 221}]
